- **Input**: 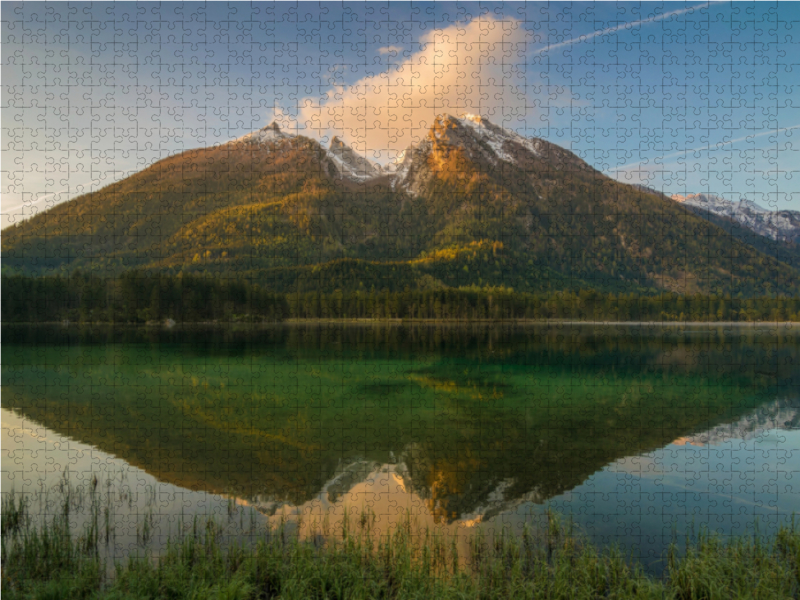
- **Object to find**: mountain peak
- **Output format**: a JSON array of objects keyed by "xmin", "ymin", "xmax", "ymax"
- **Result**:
[
  {"xmin": 462, "ymin": 113, "xmax": 484, "ymax": 125},
  {"xmin": 326, "ymin": 136, "xmax": 383, "ymax": 181},
  {"xmin": 434, "ymin": 112, "xmax": 484, "ymax": 124},
  {"xmin": 387, "ymin": 112, "xmax": 597, "ymax": 198},
  {"xmin": 235, "ymin": 121, "xmax": 294, "ymax": 145},
  {"xmin": 671, "ymin": 192, "xmax": 800, "ymax": 242},
  {"xmin": 435, "ymin": 113, "xmax": 463, "ymax": 124},
  {"xmin": 5, "ymin": 110, "xmax": 800, "ymax": 297},
  {"xmin": 427, "ymin": 112, "xmax": 541, "ymax": 164}
]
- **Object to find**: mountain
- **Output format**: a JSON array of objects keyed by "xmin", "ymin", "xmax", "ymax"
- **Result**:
[
  {"xmin": 673, "ymin": 203, "xmax": 800, "ymax": 272},
  {"xmin": 672, "ymin": 193, "xmax": 800, "ymax": 244},
  {"xmin": 327, "ymin": 136, "xmax": 385, "ymax": 181},
  {"xmin": 383, "ymin": 114, "xmax": 800, "ymax": 294},
  {"xmin": 392, "ymin": 113, "xmax": 595, "ymax": 197},
  {"xmin": 235, "ymin": 121, "xmax": 295, "ymax": 145},
  {"xmin": 631, "ymin": 184, "xmax": 671, "ymax": 200},
  {"xmin": 4, "ymin": 115, "xmax": 800, "ymax": 296},
  {"xmin": 2, "ymin": 123, "xmax": 405, "ymax": 277}
]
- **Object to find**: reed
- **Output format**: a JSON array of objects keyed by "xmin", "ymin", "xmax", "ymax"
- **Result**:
[{"xmin": 2, "ymin": 484, "xmax": 799, "ymax": 599}]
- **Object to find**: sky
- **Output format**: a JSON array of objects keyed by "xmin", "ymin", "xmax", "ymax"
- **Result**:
[{"xmin": 2, "ymin": 1, "xmax": 799, "ymax": 229}]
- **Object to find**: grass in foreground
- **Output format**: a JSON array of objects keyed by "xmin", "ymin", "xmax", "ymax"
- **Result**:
[{"xmin": 2, "ymin": 486, "xmax": 800, "ymax": 600}]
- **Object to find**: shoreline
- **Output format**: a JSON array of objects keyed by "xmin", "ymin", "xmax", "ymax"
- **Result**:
[
  {"xmin": 4, "ymin": 318, "xmax": 800, "ymax": 327},
  {"xmin": 4, "ymin": 487, "xmax": 800, "ymax": 599}
]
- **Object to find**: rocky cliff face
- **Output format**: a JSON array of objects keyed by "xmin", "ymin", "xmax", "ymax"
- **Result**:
[
  {"xmin": 327, "ymin": 137, "xmax": 384, "ymax": 181},
  {"xmin": 236, "ymin": 124, "xmax": 385, "ymax": 182},
  {"xmin": 390, "ymin": 114, "xmax": 596, "ymax": 197}
]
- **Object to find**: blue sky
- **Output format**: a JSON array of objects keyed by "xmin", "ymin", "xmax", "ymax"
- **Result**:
[{"xmin": 2, "ymin": 1, "xmax": 799, "ymax": 228}]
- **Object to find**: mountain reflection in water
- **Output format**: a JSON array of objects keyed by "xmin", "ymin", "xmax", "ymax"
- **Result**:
[{"xmin": 3, "ymin": 324, "xmax": 799, "ymax": 537}]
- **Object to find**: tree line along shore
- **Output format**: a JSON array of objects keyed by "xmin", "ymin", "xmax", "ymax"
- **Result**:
[{"xmin": 4, "ymin": 273, "xmax": 800, "ymax": 324}]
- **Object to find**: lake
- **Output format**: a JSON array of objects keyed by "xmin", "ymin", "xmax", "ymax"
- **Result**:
[{"xmin": 3, "ymin": 323, "xmax": 799, "ymax": 574}]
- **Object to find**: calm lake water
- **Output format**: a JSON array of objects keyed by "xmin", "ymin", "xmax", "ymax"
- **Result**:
[{"xmin": 3, "ymin": 323, "xmax": 800, "ymax": 573}]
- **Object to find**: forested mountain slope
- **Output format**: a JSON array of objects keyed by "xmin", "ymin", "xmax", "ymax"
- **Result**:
[{"xmin": 4, "ymin": 116, "xmax": 799, "ymax": 296}]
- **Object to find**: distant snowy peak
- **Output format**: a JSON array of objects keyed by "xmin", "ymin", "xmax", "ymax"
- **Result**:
[
  {"xmin": 327, "ymin": 137, "xmax": 384, "ymax": 181},
  {"xmin": 235, "ymin": 121, "xmax": 295, "ymax": 145},
  {"xmin": 672, "ymin": 193, "xmax": 768, "ymax": 213},
  {"xmin": 672, "ymin": 193, "xmax": 800, "ymax": 243}
]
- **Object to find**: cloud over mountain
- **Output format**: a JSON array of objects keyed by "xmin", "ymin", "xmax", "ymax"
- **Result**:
[{"xmin": 295, "ymin": 17, "xmax": 533, "ymax": 162}]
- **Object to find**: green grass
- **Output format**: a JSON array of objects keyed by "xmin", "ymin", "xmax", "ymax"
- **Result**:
[{"xmin": 2, "ymin": 484, "xmax": 800, "ymax": 599}]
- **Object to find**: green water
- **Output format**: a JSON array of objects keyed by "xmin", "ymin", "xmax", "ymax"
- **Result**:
[{"xmin": 3, "ymin": 323, "xmax": 800, "ymax": 567}]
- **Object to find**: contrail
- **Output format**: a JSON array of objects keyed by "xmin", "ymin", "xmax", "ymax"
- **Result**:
[
  {"xmin": 2, "ymin": 179, "xmax": 104, "ymax": 214},
  {"xmin": 532, "ymin": 2, "xmax": 711, "ymax": 56},
  {"xmin": 3, "ymin": 194, "xmax": 57, "ymax": 213},
  {"xmin": 611, "ymin": 125, "xmax": 800, "ymax": 173}
]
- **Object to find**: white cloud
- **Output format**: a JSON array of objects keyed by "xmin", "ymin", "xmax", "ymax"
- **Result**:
[
  {"xmin": 296, "ymin": 16, "xmax": 534, "ymax": 162},
  {"xmin": 268, "ymin": 105, "xmax": 302, "ymax": 134},
  {"xmin": 289, "ymin": 7, "xmax": 718, "ymax": 162},
  {"xmin": 377, "ymin": 46, "xmax": 404, "ymax": 56}
]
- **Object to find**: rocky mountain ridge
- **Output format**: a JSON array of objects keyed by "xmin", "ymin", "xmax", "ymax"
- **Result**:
[
  {"xmin": 234, "ymin": 121, "xmax": 294, "ymax": 145},
  {"xmin": 387, "ymin": 114, "xmax": 596, "ymax": 196},
  {"xmin": 234, "ymin": 121, "xmax": 384, "ymax": 182},
  {"xmin": 672, "ymin": 192, "xmax": 800, "ymax": 244},
  {"xmin": 232, "ymin": 114, "xmax": 595, "ymax": 190},
  {"xmin": 327, "ymin": 136, "xmax": 385, "ymax": 181},
  {"xmin": 5, "ymin": 114, "xmax": 800, "ymax": 297}
]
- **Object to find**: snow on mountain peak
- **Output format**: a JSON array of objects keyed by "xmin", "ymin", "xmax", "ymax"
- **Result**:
[
  {"xmin": 452, "ymin": 113, "xmax": 542, "ymax": 163},
  {"xmin": 235, "ymin": 121, "xmax": 294, "ymax": 145},
  {"xmin": 390, "ymin": 113, "xmax": 596, "ymax": 196},
  {"xmin": 327, "ymin": 136, "xmax": 384, "ymax": 181},
  {"xmin": 463, "ymin": 113, "xmax": 483, "ymax": 125},
  {"xmin": 672, "ymin": 193, "xmax": 767, "ymax": 213},
  {"xmin": 672, "ymin": 192, "xmax": 800, "ymax": 242},
  {"xmin": 383, "ymin": 148, "xmax": 409, "ymax": 174}
]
